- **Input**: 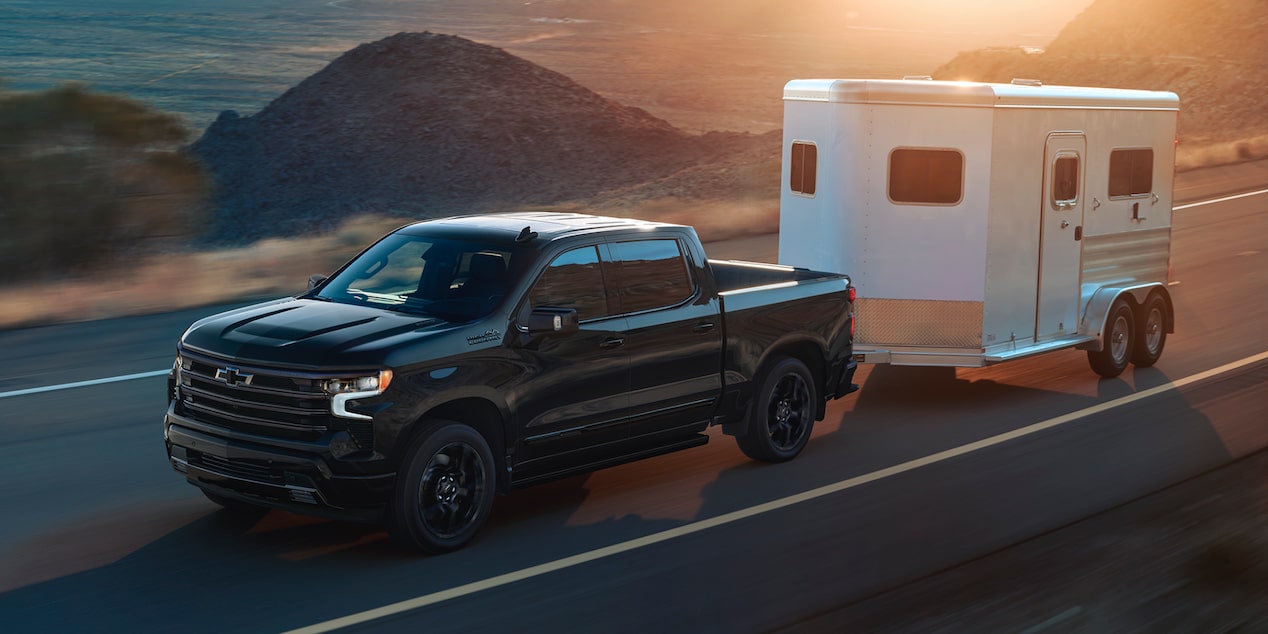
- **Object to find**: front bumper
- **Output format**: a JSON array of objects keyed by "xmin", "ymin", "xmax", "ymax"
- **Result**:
[{"xmin": 165, "ymin": 405, "xmax": 394, "ymax": 523}]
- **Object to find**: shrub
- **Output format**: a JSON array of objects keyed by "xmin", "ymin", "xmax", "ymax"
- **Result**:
[{"xmin": 0, "ymin": 82, "xmax": 209, "ymax": 283}]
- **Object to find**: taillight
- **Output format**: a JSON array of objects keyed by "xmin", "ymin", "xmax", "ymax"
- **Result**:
[
  {"xmin": 847, "ymin": 286, "xmax": 857, "ymax": 302},
  {"xmin": 849, "ymin": 312, "xmax": 855, "ymax": 339}
]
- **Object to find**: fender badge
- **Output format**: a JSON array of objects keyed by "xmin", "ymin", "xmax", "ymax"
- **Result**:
[{"xmin": 466, "ymin": 329, "xmax": 502, "ymax": 345}]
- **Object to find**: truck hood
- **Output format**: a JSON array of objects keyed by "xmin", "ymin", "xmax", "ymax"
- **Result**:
[{"xmin": 179, "ymin": 298, "xmax": 462, "ymax": 369}]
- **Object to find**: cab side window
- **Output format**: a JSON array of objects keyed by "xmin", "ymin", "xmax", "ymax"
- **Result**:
[
  {"xmin": 528, "ymin": 246, "xmax": 613, "ymax": 321},
  {"xmin": 608, "ymin": 239, "xmax": 694, "ymax": 314}
]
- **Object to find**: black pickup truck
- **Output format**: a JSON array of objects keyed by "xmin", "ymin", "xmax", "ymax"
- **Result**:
[{"xmin": 165, "ymin": 212, "xmax": 857, "ymax": 552}]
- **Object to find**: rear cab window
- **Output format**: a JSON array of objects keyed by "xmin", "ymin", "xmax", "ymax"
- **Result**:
[{"xmin": 606, "ymin": 239, "xmax": 695, "ymax": 314}]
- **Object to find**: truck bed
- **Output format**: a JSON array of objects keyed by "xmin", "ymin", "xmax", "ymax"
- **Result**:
[{"xmin": 709, "ymin": 259, "xmax": 846, "ymax": 293}]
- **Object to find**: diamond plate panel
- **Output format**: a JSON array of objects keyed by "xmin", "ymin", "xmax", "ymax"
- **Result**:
[{"xmin": 856, "ymin": 298, "xmax": 984, "ymax": 348}]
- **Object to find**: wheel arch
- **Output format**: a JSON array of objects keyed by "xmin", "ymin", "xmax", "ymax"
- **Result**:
[
  {"xmin": 1077, "ymin": 283, "xmax": 1170, "ymax": 351},
  {"xmin": 397, "ymin": 397, "xmax": 511, "ymax": 495},
  {"xmin": 753, "ymin": 338, "xmax": 828, "ymax": 420}
]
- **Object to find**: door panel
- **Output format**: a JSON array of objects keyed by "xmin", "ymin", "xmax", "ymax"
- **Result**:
[
  {"xmin": 1037, "ymin": 133, "xmax": 1086, "ymax": 340},
  {"xmin": 608, "ymin": 239, "xmax": 723, "ymax": 440},
  {"xmin": 508, "ymin": 245, "xmax": 631, "ymax": 467}
]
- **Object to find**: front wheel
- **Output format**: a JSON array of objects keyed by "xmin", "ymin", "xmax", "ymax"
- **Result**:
[
  {"xmin": 736, "ymin": 357, "xmax": 817, "ymax": 463},
  {"xmin": 388, "ymin": 421, "xmax": 496, "ymax": 554},
  {"xmin": 1087, "ymin": 299, "xmax": 1135, "ymax": 378}
]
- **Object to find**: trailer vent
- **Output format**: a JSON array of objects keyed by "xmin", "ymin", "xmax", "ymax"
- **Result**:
[{"xmin": 1010, "ymin": 78, "xmax": 1043, "ymax": 86}]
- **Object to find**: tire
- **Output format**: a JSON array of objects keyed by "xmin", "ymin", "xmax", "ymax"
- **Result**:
[
  {"xmin": 736, "ymin": 357, "xmax": 817, "ymax": 463},
  {"xmin": 1087, "ymin": 299, "xmax": 1135, "ymax": 378},
  {"xmin": 202, "ymin": 490, "xmax": 265, "ymax": 515},
  {"xmin": 1131, "ymin": 293, "xmax": 1168, "ymax": 367},
  {"xmin": 388, "ymin": 421, "xmax": 496, "ymax": 554}
]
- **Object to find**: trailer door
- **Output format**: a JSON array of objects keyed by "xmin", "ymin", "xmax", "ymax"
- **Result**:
[{"xmin": 1036, "ymin": 133, "xmax": 1085, "ymax": 341}]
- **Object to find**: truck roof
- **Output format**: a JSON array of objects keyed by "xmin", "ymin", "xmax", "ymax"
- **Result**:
[
  {"xmin": 400, "ymin": 212, "xmax": 685, "ymax": 243},
  {"xmin": 783, "ymin": 78, "xmax": 1179, "ymax": 110}
]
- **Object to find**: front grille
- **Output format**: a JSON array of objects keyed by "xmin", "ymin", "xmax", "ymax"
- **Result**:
[{"xmin": 176, "ymin": 350, "xmax": 374, "ymax": 450}]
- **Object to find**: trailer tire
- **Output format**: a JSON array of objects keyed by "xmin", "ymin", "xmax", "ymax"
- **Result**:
[
  {"xmin": 1131, "ymin": 293, "xmax": 1168, "ymax": 367},
  {"xmin": 1088, "ymin": 299, "xmax": 1135, "ymax": 378},
  {"xmin": 388, "ymin": 420, "xmax": 495, "ymax": 554},
  {"xmin": 736, "ymin": 357, "xmax": 817, "ymax": 463}
]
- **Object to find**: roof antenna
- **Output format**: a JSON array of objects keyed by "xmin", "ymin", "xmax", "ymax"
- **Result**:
[{"xmin": 515, "ymin": 226, "xmax": 538, "ymax": 243}]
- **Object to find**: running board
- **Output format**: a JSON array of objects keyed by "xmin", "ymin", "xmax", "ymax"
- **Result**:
[{"xmin": 511, "ymin": 434, "xmax": 709, "ymax": 489}]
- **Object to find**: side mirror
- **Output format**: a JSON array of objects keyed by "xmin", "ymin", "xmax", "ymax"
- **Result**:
[
  {"xmin": 526, "ymin": 307, "xmax": 579, "ymax": 335},
  {"xmin": 308, "ymin": 274, "xmax": 329, "ymax": 290}
]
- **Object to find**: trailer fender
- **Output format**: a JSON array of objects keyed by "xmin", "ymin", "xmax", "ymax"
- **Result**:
[{"xmin": 1077, "ymin": 283, "xmax": 1172, "ymax": 351}]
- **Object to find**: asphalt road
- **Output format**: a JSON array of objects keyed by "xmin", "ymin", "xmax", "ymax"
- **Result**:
[{"xmin": 0, "ymin": 160, "xmax": 1265, "ymax": 633}]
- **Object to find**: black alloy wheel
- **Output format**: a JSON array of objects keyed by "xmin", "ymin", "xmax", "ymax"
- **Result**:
[
  {"xmin": 736, "ymin": 357, "xmax": 817, "ymax": 462},
  {"xmin": 389, "ymin": 421, "xmax": 496, "ymax": 554}
]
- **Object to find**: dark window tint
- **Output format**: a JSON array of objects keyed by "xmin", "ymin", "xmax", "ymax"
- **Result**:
[
  {"xmin": 888, "ymin": 148, "xmax": 964, "ymax": 205},
  {"xmin": 1052, "ymin": 155, "xmax": 1079, "ymax": 206},
  {"xmin": 529, "ymin": 246, "xmax": 611, "ymax": 321},
  {"xmin": 608, "ymin": 239, "xmax": 693, "ymax": 314},
  {"xmin": 1108, "ymin": 148, "xmax": 1153, "ymax": 197},
  {"xmin": 789, "ymin": 141, "xmax": 817, "ymax": 195}
]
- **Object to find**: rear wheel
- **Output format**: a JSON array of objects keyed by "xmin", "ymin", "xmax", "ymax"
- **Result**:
[
  {"xmin": 1131, "ymin": 293, "xmax": 1168, "ymax": 367},
  {"xmin": 1088, "ymin": 299, "xmax": 1135, "ymax": 378},
  {"xmin": 736, "ymin": 357, "xmax": 817, "ymax": 463},
  {"xmin": 388, "ymin": 421, "xmax": 495, "ymax": 554}
]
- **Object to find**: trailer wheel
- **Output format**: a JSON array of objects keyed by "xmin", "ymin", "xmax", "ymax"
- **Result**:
[
  {"xmin": 736, "ymin": 357, "xmax": 817, "ymax": 463},
  {"xmin": 388, "ymin": 420, "xmax": 495, "ymax": 554},
  {"xmin": 1087, "ymin": 299, "xmax": 1135, "ymax": 378},
  {"xmin": 1131, "ymin": 293, "xmax": 1168, "ymax": 367}
]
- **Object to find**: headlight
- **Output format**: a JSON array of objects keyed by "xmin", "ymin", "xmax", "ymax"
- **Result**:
[
  {"xmin": 323, "ymin": 370, "xmax": 393, "ymax": 395},
  {"xmin": 328, "ymin": 370, "xmax": 393, "ymax": 420}
]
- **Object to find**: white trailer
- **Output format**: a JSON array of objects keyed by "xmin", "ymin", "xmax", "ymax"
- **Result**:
[{"xmin": 778, "ymin": 78, "xmax": 1179, "ymax": 377}]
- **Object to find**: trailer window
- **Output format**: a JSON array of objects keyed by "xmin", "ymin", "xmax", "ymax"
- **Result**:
[
  {"xmin": 1108, "ymin": 148, "xmax": 1153, "ymax": 198},
  {"xmin": 888, "ymin": 148, "xmax": 963, "ymax": 205},
  {"xmin": 789, "ymin": 141, "xmax": 817, "ymax": 196},
  {"xmin": 1052, "ymin": 155, "xmax": 1079, "ymax": 208},
  {"xmin": 608, "ymin": 239, "xmax": 694, "ymax": 314}
]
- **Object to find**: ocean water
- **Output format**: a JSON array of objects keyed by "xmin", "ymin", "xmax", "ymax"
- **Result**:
[{"xmin": 0, "ymin": 0, "xmax": 1060, "ymax": 135}]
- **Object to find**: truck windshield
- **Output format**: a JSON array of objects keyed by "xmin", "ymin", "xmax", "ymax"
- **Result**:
[{"xmin": 314, "ymin": 233, "xmax": 516, "ymax": 322}]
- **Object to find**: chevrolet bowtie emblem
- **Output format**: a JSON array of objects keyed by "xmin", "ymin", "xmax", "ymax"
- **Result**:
[{"xmin": 214, "ymin": 367, "xmax": 254, "ymax": 386}]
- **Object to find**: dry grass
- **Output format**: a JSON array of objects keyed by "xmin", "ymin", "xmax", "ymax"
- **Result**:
[
  {"xmin": 0, "ymin": 136, "xmax": 1258, "ymax": 331},
  {"xmin": 0, "ymin": 215, "xmax": 406, "ymax": 329},
  {"xmin": 1177, "ymin": 134, "xmax": 1268, "ymax": 172}
]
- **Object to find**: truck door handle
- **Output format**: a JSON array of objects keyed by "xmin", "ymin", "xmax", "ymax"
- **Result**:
[
  {"xmin": 599, "ymin": 337, "xmax": 625, "ymax": 349},
  {"xmin": 692, "ymin": 322, "xmax": 715, "ymax": 333}
]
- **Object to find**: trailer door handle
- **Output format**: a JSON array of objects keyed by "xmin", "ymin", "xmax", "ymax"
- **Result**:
[
  {"xmin": 599, "ymin": 337, "xmax": 625, "ymax": 349},
  {"xmin": 1074, "ymin": 225, "xmax": 1083, "ymax": 241},
  {"xmin": 692, "ymin": 322, "xmax": 715, "ymax": 333}
]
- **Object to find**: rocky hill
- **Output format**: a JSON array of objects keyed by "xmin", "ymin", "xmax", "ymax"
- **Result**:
[
  {"xmin": 933, "ymin": 0, "xmax": 1268, "ymax": 146},
  {"xmin": 193, "ymin": 1, "xmax": 1265, "ymax": 243},
  {"xmin": 191, "ymin": 32, "xmax": 772, "ymax": 243}
]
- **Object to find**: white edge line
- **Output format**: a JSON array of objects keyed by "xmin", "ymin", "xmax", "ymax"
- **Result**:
[
  {"xmin": 285, "ymin": 349, "xmax": 1268, "ymax": 634},
  {"xmin": 0, "ymin": 369, "xmax": 170, "ymax": 399},
  {"xmin": 1174, "ymin": 188, "xmax": 1268, "ymax": 210}
]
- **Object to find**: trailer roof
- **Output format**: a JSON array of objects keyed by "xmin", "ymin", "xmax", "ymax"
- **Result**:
[{"xmin": 783, "ymin": 79, "xmax": 1179, "ymax": 110}]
